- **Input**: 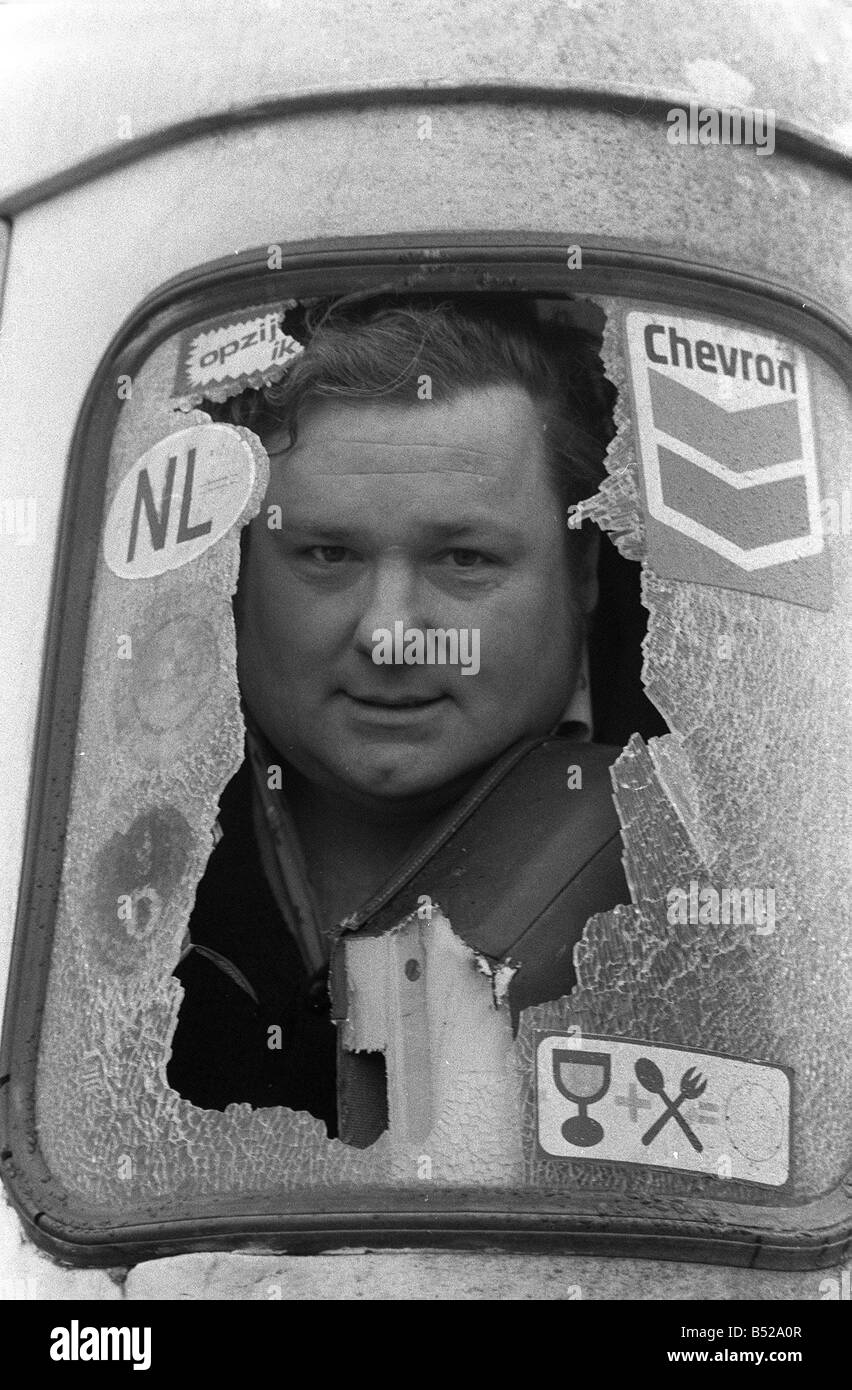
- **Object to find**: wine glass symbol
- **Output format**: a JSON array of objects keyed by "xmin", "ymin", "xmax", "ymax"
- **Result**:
[{"xmin": 552, "ymin": 1048, "xmax": 611, "ymax": 1147}]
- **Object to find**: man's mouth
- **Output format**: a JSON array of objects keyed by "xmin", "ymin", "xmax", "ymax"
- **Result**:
[{"xmin": 344, "ymin": 691, "xmax": 446, "ymax": 709}]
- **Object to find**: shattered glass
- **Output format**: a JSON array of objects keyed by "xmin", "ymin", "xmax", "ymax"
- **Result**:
[{"xmin": 34, "ymin": 298, "xmax": 851, "ymax": 1218}]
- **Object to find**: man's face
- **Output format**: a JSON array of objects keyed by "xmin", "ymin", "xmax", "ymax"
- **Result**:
[{"xmin": 236, "ymin": 384, "xmax": 594, "ymax": 807}]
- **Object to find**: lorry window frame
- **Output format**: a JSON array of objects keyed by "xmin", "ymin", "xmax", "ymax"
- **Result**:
[{"xmin": 1, "ymin": 231, "xmax": 850, "ymax": 1269}]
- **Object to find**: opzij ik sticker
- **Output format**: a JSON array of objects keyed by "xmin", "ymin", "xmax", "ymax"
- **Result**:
[{"xmin": 172, "ymin": 302, "xmax": 303, "ymax": 410}]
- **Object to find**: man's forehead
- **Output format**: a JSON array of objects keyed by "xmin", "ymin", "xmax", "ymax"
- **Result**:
[{"xmin": 266, "ymin": 389, "xmax": 544, "ymax": 478}]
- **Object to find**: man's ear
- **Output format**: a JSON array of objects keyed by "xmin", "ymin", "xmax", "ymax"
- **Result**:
[{"xmin": 578, "ymin": 526, "xmax": 600, "ymax": 616}]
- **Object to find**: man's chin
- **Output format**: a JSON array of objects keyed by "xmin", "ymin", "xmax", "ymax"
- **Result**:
[
  {"xmin": 336, "ymin": 758, "xmax": 461, "ymax": 805},
  {"xmin": 323, "ymin": 744, "xmax": 493, "ymax": 811}
]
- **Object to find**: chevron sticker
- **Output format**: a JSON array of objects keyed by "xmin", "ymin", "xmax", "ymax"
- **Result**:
[
  {"xmin": 624, "ymin": 311, "xmax": 830, "ymax": 609},
  {"xmin": 649, "ymin": 371, "xmax": 803, "ymax": 474}
]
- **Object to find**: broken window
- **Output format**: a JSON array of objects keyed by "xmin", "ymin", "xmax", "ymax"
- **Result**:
[{"xmin": 2, "ymin": 253, "xmax": 849, "ymax": 1267}]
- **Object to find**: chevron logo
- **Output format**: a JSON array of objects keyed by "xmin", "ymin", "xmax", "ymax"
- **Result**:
[{"xmin": 625, "ymin": 313, "xmax": 826, "ymax": 594}]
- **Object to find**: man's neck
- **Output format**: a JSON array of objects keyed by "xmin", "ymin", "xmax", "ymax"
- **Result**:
[{"xmin": 279, "ymin": 765, "xmax": 469, "ymax": 930}]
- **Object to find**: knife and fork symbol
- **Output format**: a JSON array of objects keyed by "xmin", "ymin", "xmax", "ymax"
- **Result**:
[{"xmin": 634, "ymin": 1058, "xmax": 707, "ymax": 1152}]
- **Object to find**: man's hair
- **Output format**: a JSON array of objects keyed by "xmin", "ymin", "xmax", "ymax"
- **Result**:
[{"xmin": 225, "ymin": 293, "xmax": 614, "ymax": 518}]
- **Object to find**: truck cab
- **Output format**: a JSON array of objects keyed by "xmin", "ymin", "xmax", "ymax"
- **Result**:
[{"xmin": 0, "ymin": 0, "xmax": 849, "ymax": 1301}]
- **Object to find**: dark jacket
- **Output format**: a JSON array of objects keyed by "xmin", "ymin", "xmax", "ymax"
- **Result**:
[
  {"xmin": 168, "ymin": 736, "xmax": 629, "ymax": 1139},
  {"xmin": 167, "ymin": 758, "xmax": 339, "ymax": 1133}
]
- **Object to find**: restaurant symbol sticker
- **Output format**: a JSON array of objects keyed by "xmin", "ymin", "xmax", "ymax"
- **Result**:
[
  {"xmin": 536, "ymin": 1033, "xmax": 790, "ymax": 1186},
  {"xmin": 624, "ymin": 310, "xmax": 830, "ymax": 610}
]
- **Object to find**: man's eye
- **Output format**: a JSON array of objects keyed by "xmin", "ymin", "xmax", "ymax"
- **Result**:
[
  {"xmin": 445, "ymin": 548, "xmax": 489, "ymax": 568},
  {"xmin": 306, "ymin": 545, "xmax": 350, "ymax": 564}
]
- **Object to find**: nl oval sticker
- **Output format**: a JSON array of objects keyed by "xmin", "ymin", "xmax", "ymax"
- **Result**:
[{"xmin": 104, "ymin": 424, "xmax": 257, "ymax": 578}]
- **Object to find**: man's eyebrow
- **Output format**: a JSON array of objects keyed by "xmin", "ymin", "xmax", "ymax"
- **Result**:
[
  {"xmin": 278, "ymin": 520, "xmax": 358, "ymax": 539},
  {"xmin": 418, "ymin": 519, "xmax": 521, "ymax": 538},
  {"xmin": 279, "ymin": 517, "xmax": 521, "ymax": 540}
]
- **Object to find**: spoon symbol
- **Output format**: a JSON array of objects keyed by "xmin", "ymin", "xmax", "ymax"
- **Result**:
[{"xmin": 635, "ymin": 1058, "xmax": 706, "ymax": 1153}]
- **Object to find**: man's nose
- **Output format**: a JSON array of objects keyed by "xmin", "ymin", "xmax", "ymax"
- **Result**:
[{"xmin": 353, "ymin": 557, "xmax": 427, "ymax": 658}]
